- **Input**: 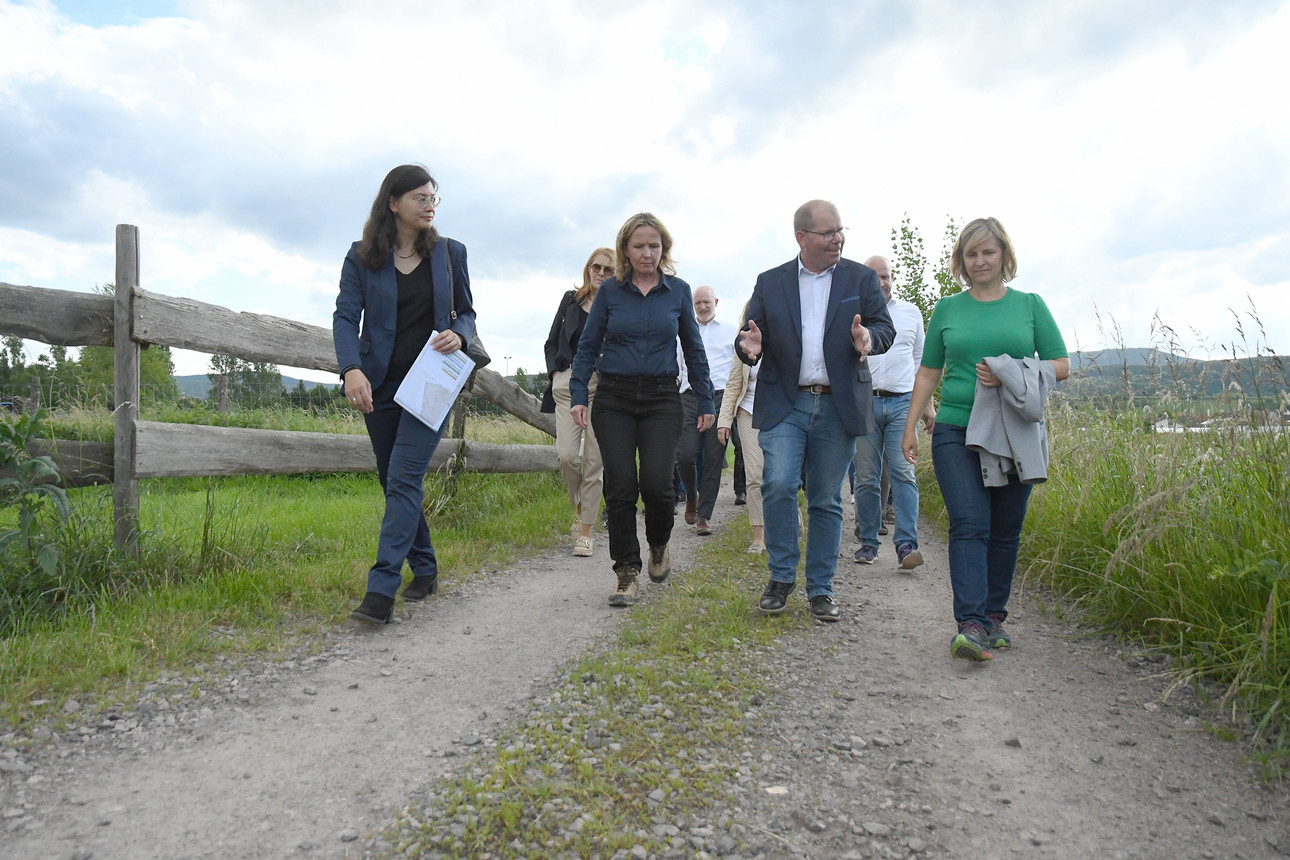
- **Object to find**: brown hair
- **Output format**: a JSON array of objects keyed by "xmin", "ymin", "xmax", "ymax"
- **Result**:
[{"xmin": 358, "ymin": 164, "xmax": 440, "ymax": 270}]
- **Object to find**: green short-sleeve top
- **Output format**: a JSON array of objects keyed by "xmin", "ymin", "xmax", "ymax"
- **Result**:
[{"xmin": 922, "ymin": 288, "xmax": 1068, "ymax": 427}]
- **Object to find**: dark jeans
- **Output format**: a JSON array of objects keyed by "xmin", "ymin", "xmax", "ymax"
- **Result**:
[
  {"xmin": 591, "ymin": 375, "xmax": 684, "ymax": 571},
  {"xmin": 677, "ymin": 389, "xmax": 728, "ymax": 519},
  {"xmin": 931, "ymin": 423, "xmax": 1033, "ymax": 628},
  {"xmin": 362, "ymin": 378, "xmax": 443, "ymax": 597}
]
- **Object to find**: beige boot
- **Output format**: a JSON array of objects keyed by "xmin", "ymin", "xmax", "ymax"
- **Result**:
[
  {"xmin": 608, "ymin": 566, "xmax": 640, "ymax": 606},
  {"xmin": 647, "ymin": 544, "xmax": 671, "ymax": 583}
]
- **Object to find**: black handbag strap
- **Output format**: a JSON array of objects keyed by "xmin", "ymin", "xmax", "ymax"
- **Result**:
[{"xmin": 444, "ymin": 239, "xmax": 458, "ymax": 321}]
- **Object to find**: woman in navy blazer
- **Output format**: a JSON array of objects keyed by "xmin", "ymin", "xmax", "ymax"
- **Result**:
[{"xmin": 332, "ymin": 164, "xmax": 478, "ymax": 624}]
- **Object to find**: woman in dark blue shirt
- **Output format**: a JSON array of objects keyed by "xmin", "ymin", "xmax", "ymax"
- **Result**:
[{"xmin": 571, "ymin": 213, "xmax": 714, "ymax": 606}]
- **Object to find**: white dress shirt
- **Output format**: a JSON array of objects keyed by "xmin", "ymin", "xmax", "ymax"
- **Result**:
[
  {"xmin": 867, "ymin": 298, "xmax": 925, "ymax": 393},
  {"xmin": 678, "ymin": 315, "xmax": 739, "ymax": 394},
  {"xmin": 797, "ymin": 259, "xmax": 835, "ymax": 386}
]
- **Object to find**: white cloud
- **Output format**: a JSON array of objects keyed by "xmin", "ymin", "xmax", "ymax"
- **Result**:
[{"xmin": 1, "ymin": 0, "xmax": 1288, "ymax": 388}]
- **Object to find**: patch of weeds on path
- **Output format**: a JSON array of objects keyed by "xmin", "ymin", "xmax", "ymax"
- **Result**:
[{"xmin": 386, "ymin": 518, "xmax": 823, "ymax": 858}]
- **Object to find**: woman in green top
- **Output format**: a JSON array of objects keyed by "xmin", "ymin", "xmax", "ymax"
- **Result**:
[{"xmin": 902, "ymin": 217, "xmax": 1070, "ymax": 661}]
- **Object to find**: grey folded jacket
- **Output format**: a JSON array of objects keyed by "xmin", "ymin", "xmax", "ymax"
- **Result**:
[{"xmin": 965, "ymin": 355, "xmax": 1056, "ymax": 486}]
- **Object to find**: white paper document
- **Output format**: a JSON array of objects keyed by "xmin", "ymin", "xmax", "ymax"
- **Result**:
[{"xmin": 393, "ymin": 332, "xmax": 476, "ymax": 430}]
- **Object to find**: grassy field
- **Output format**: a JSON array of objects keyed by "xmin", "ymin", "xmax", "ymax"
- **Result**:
[{"xmin": 0, "ymin": 410, "xmax": 566, "ymax": 727}]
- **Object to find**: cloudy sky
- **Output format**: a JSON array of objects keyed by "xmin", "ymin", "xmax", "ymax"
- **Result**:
[{"xmin": 2, "ymin": 0, "xmax": 1287, "ymax": 383}]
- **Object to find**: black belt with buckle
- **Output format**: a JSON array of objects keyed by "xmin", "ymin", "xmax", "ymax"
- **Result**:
[
  {"xmin": 798, "ymin": 384, "xmax": 831, "ymax": 394},
  {"xmin": 874, "ymin": 389, "xmax": 908, "ymax": 398}
]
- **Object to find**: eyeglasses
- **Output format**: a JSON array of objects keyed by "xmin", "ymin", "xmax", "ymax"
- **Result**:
[
  {"xmin": 802, "ymin": 227, "xmax": 846, "ymax": 240},
  {"xmin": 589, "ymin": 263, "xmax": 613, "ymax": 275},
  {"xmin": 409, "ymin": 194, "xmax": 441, "ymax": 210}
]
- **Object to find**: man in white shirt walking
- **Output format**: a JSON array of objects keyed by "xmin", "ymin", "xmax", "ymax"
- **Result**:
[
  {"xmin": 677, "ymin": 285, "xmax": 740, "ymax": 535},
  {"xmin": 853, "ymin": 255, "xmax": 936, "ymax": 570}
]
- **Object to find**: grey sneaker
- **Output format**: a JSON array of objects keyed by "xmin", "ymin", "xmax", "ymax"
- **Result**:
[
  {"xmin": 647, "ymin": 544, "xmax": 671, "ymax": 582},
  {"xmin": 853, "ymin": 545, "xmax": 877, "ymax": 564},
  {"xmin": 608, "ymin": 567, "xmax": 640, "ymax": 606},
  {"xmin": 951, "ymin": 621, "xmax": 994, "ymax": 662},
  {"xmin": 986, "ymin": 612, "xmax": 1012, "ymax": 649}
]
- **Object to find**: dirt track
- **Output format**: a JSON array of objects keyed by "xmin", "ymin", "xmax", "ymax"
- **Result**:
[{"xmin": 2, "ymin": 481, "xmax": 1288, "ymax": 859}]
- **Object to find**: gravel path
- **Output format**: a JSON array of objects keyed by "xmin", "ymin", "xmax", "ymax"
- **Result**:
[{"xmin": 2, "ymin": 480, "xmax": 1288, "ymax": 859}]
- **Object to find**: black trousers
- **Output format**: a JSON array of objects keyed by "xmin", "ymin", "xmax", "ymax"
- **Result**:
[
  {"xmin": 591, "ymin": 375, "xmax": 684, "ymax": 572},
  {"xmin": 677, "ymin": 389, "xmax": 728, "ymax": 519}
]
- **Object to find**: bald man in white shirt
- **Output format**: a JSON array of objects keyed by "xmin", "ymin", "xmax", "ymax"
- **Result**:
[
  {"xmin": 853, "ymin": 255, "xmax": 936, "ymax": 570},
  {"xmin": 677, "ymin": 285, "xmax": 740, "ymax": 535}
]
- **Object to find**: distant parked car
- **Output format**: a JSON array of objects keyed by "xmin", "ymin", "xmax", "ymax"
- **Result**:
[{"xmin": 0, "ymin": 399, "xmax": 17, "ymax": 413}]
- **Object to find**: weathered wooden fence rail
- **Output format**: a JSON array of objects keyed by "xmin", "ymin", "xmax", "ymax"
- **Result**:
[{"xmin": 0, "ymin": 224, "xmax": 557, "ymax": 555}]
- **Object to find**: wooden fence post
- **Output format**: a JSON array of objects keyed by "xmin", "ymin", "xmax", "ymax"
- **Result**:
[
  {"xmin": 113, "ymin": 225, "xmax": 141, "ymax": 557},
  {"xmin": 215, "ymin": 375, "xmax": 229, "ymax": 413},
  {"xmin": 28, "ymin": 374, "xmax": 41, "ymax": 411}
]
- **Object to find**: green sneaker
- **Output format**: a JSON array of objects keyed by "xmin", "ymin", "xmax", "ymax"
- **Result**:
[
  {"xmin": 951, "ymin": 622, "xmax": 994, "ymax": 662},
  {"xmin": 986, "ymin": 613, "xmax": 1011, "ymax": 649}
]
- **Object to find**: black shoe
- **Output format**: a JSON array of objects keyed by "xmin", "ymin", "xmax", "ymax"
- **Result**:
[
  {"xmin": 758, "ymin": 580, "xmax": 795, "ymax": 614},
  {"xmin": 402, "ymin": 574, "xmax": 438, "ymax": 602},
  {"xmin": 809, "ymin": 594, "xmax": 841, "ymax": 622},
  {"xmin": 734, "ymin": 492, "xmax": 747, "ymax": 506},
  {"xmin": 351, "ymin": 591, "xmax": 394, "ymax": 624}
]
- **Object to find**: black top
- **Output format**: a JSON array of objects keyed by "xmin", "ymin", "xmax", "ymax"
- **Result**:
[
  {"xmin": 544, "ymin": 291, "xmax": 590, "ymax": 375},
  {"xmin": 387, "ymin": 258, "xmax": 436, "ymax": 384},
  {"xmin": 540, "ymin": 290, "xmax": 589, "ymax": 413}
]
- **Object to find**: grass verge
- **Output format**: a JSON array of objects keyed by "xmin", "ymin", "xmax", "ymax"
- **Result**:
[
  {"xmin": 917, "ymin": 400, "xmax": 1290, "ymax": 776},
  {"xmin": 385, "ymin": 513, "xmax": 822, "ymax": 858},
  {"xmin": 0, "ymin": 412, "xmax": 566, "ymax": 730}
]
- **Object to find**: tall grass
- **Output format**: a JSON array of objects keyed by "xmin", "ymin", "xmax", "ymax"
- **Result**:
[{"xmin": 920, "ymin": 329, "xmax": 1290, "ymax": 775}]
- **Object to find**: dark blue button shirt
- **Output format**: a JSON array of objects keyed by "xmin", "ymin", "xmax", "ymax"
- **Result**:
[{"xmin": 570, "ymin": 273, "xmax": 714, "ymax": 414}]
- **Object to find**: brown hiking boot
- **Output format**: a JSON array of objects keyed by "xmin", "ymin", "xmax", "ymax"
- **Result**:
[
  {"xmin": 608, "ymin": 566, "xmax": 640, "ymax": 606},
  {"xmin": 647, "ymin": 544, "xmax": 671, "ymax": 582}
]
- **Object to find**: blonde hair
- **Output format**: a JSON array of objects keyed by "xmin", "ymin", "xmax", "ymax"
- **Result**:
[
  {"xmin": 576, "ymin": 246, "xmax": 615, "ymax": 303},
  {"xmin": 615, "ymin": 213, "xmax": 676, "ymax": 280},
  {"xmin": 951, "ymin": 217, "xmax": 1018, "ymax": 287}
]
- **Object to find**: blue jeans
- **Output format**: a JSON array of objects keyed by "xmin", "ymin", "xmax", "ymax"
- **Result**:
[
  {"xmin": 854, "ymin": 392, "xmax": 918, "ymax": 549},
  {"xmin": 931, "ymin": 423, "xmax": 1032, "ymax": 627},
  {"xmin": 591, "ymin": 375, "xmax": 684, "ymax": 571},
  {"xmin": 363, "ymin": 379, "xmax": 444, "ymax": 598},
  {"xmin": 760, "ymin": 391, "xmax": 857, "ymax": 598}
]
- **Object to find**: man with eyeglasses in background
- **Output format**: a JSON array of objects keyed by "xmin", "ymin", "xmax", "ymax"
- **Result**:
[{"xmin": 737, "ymin": 200, "xmax": 894, "ymax": 622}]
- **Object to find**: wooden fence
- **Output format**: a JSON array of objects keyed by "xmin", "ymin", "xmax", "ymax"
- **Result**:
[{"xmin": 0, "ymin": 224, "xmax": 557, "ymax": 555}]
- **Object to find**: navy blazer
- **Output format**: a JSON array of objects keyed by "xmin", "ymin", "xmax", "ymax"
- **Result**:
[
  {"xmin": 332, "ymin": 237, "xmax": 477, "ymax": 391},
  {"xmin": 736, "ymin": 257, "xmax": 895, "ymax": 438}
]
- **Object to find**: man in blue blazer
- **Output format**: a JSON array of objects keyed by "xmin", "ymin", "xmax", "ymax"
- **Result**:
[{"xmin": 736, "ymin": 200, "xmax": 895, "ymax": 621}]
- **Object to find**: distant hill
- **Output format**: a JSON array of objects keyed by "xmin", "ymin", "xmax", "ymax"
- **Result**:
[
  {"xmin": 1064, "ymin": 349, "xmax": 1287, "ymax": 405},
  {"xmin": 175, "ymin": 374, "xmax": 339, "ymax": 399},
  {"xmin": 1070, "ymin": 348, "xmax": 1196, "ymax": 371}
]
